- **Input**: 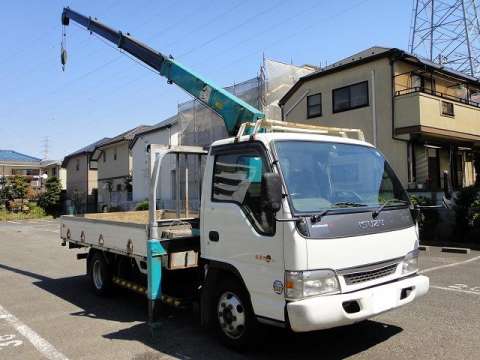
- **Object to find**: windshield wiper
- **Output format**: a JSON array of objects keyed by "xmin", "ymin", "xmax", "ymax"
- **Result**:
[
  {"xmin": 311, "ymin": 202, "xmax": 368, "ymax": 223},
  {"xmin": 332, "ymin": 202, "xmax": 368, "ymax": 208},
  {"xmin": 372, "ymin": 199, "xmax": 409, "ymax": 218}
]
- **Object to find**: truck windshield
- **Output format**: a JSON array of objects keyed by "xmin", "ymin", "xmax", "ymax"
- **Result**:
[{"xmin": 274, "ymin": 140, "xmax": 409, "ymax": 214}]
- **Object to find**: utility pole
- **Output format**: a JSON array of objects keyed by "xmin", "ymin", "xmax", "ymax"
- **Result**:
[{"xmin": 409, "ymin": 0, "xmax": 480, "ymax": 78}]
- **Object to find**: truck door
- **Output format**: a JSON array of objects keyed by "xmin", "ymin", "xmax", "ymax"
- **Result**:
[{"xmin": 202, "ymin": 142, "xmax": 285, "ymax": 321}]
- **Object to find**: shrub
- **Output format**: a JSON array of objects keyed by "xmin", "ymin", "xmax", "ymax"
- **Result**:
[
  {"xmin": 11, "ymin": 175, "xmax": 28, "ymax": 201},
  {"xmin": 409, "ymin": 194, "xmax": 439, "ymax": 240},
  {"xmin": 38, "ymin": 177, "xmax": 62, "ymax": 216},
  {"xmin": 453, "ymin": 185, "xmax": 480, "ymax": 238},
  {"xmin": 29, "ymin": 203, "xmax": 46, "ymax": 218},
  {"xmin": 135, "ymin": 200, "xmax": 149, "ymax": 211}
]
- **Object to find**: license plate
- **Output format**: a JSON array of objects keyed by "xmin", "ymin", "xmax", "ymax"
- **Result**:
[{"xmin": 372, "ymin": 287, "xmax": 397, "ymax": 313}]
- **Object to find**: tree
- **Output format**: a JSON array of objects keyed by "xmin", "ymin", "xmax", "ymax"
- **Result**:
[
  {"xmin": 38, "ymin": 177, "xmax": 62, "ymax": 216},
  {"xmin": 11, "ymin": 175, "xmax": 28, "ymax": 201},
  {"xmin": 0, "ymin": 177, "xmax": 13, "ymax": 207}
]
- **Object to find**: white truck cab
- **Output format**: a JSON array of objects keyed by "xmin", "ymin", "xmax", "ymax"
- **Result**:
[{"xmin": 200, "ymin": 127, "xmax": 428, "ymax": 343}]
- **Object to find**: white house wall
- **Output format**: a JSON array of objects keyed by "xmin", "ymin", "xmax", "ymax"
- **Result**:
[{"xmin": 131, "ymin": 124, "xmax": 179, "ymax": 204}]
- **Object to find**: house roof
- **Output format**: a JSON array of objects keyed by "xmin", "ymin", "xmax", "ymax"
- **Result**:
[
  {"xmin": 90, "ymin": 125, "xmax": 154, "ymax": 161},
  {"xmin": 279, "ymin": 46, "xmax": 480, "ymax": 105},
  {"xmin": 96, "ymin": 125, "xmax": 153, "ymax": 149},
  {"xmin": 40, "ymin": 159, "xmax": 62, "ymax": 167},
  {"xmin": 62, "ymin": 137, "xmax": 111, "ymax": 168},
  {"xmin": 0, "ymin": 150, "xmax": 41, "ymax": 164},
  {"xmin": 129, "ymin": 116, "xmax": 177, "ymax": 148}
]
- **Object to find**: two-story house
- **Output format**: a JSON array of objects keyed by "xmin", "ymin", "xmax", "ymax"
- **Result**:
[
  {"xmin": 92, "ymin": 125, "xmax": 151, "ymax": 211},
  {"xmin": 279, "ymin": 47, "xmax": 480, "ymax": 197},
  {"xmin": 62, "ymin": 138, "xmax": 110, "ymax": 213}
]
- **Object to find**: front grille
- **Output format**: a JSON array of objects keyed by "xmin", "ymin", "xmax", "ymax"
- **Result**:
[{"xmin": 343, "ymin": 263, "xmax": 398, "ymax": 285}]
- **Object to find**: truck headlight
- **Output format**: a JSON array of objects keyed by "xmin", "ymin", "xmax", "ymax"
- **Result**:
[
  {"xmin": 402, "ymin": 250, "xmax": 419, "ymax": 275},
  {"xmin": 285, "ymin": 269, "xmax": 339, "ymax": 300}
]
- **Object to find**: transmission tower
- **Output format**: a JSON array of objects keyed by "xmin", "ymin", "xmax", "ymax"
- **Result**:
[
  {"xmin": 409, "ymin": 0, "xmax": 480, "ymax": 77},
  {"xmin": 41, "ymin": 136, "xmax": 49, "ymax": 160}
]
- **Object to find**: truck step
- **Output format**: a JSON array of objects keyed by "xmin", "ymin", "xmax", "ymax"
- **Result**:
[
  {"xmin": 112, "ymin": 276, "xmax": 189, "ymax": 307},
  {"xmin": 112, "ymin": 276, "xmax": 147, "ymax": 295}
]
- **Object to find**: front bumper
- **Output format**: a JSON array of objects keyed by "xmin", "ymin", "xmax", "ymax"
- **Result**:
[{"xmin": 287, "ymin": 274, "xmax": 429, "ymax": 332}]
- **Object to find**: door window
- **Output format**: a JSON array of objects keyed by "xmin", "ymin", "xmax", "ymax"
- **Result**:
[{"xmin": 212, "ymin": 149, "xmax": 274, "ymax": 235}]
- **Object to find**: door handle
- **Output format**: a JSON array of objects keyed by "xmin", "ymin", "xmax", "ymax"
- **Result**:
[{"xmin": 209, "ymin": 231, "xmax": 219, "ymax": 242}]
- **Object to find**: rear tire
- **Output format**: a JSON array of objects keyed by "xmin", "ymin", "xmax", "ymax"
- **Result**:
[
  {"xmin": 88, "ymin": 251, "xmax": 112, "ymax": 296},
  {"xmin": 212, "ymin": 278, "xmax": 262, "ymax": 351}
]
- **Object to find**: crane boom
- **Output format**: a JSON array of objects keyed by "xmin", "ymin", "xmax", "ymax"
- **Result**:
[{"xmin": 61, "ymin": 7, "xmax": 265, "ymax": 136}]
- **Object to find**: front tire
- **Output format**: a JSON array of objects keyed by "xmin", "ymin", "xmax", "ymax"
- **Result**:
[
  {"xmin": 213, "ymin": 278, "xmax": 261, "ymax": 350},
  {"xmin": 88, "ymin": 251, "xmax": 112, "ymax": 296}
]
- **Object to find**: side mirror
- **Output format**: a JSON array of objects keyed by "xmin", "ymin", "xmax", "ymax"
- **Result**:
[
  {"xmin": 261, "ymin": 173, "xmax": 282, "ymax": 212},
  {"xmin": 443, "ymin": 171, "xmax": 452, "ymax": 200}
]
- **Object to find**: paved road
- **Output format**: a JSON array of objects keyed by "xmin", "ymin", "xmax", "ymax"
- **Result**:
[{"xmin": 0, "ymin": 219, "xmax": 479, "ymax": 359}]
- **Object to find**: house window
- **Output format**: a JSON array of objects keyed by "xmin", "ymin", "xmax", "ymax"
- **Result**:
[
  {"xmin": 307, "ymin": 93, "xmax": 322, "ymax": 118},
  {"xmin": 332, "ymin": 81, "xmax": 369, "ymax": 113},
  {"xmin": 441, "ymin": 101, "xmax": 454, "ymax": 116},
  {"xmin": 114, "ymin": 147, "xmax": 117, "ymax": 161},
  {"xmin": 52, "ymin": 167, "xmax": 57, "ymax": 177},
  {"xmin": 103, "ymin": 151, "xmax": 106, "ymax": 162},
  {"xmin": 76, "ymin": 159, "xmax": 80, "ymax": 171},
  {"xmin": 116, "ymin": 183, "xmax": 122, "ymax": 192}
]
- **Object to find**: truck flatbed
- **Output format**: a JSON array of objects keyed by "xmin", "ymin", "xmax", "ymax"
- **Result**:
[{"xmin": 61, "ymin": 210, "xmax": 200, "ymax": 261}]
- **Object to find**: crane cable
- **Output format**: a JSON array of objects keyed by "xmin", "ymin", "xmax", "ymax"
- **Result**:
[{"xmin": 61, "ymin": 24, "xmax": 67, "ymax": 71}]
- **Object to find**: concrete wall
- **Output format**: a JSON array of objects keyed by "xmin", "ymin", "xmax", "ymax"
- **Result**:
[{"xmin": 282, "ymin": 57, "xmax": 409, "ymax": 185}]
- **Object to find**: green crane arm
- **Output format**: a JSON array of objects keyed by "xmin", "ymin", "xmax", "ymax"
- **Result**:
[{"xmin": 61, "ymin": 7, "xmax": 265, "ymax": 136}]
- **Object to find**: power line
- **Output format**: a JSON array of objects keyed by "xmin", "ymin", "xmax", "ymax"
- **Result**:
[
  {"xmin": 176, "ymin": 0, "xmax": 286, "ymax": 59},
  {"xmin": 6, "ymin": 0, "xmax": 261, "ymax": 114},
  {"xmin": 14, "ymin": 1, "xmax": 372, "ymax": 148},
  {"xmin": 49, "ymin": 0, "xmax": 371, "ymax": 139}
]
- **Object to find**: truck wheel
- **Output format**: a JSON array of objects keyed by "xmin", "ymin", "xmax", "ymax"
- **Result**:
[
  {"xmin": 213, "ymin": 279, "xmax": 261, "ymax": 350},
  {"xmin": 88, "ymin": 252, "xmax": 112, "ymax": 295}
]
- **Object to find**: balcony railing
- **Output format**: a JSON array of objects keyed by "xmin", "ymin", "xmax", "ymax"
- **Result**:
[{"xmin": 395, "ymin": 87, "xmax": 480, "ymax": 108}]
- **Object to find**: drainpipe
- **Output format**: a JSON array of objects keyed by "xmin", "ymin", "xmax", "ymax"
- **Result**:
[
  {"xmin": 371, "ymin": 70, "xmax": 377, "ymax": 146},
  {"xmin": 390, "ymin": 55, "xmax": 409, "ymax": 143}
]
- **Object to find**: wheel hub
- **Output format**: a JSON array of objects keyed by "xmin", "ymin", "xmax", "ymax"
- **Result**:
[{"xmin": 217, "ymin": 291, "xmax": 246, "ymax": 339}]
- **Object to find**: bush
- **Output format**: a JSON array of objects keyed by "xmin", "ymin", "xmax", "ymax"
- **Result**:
[
  {"xmin": 11, "ymin": 175, "xmax": 28, "ymax": 200},
  {"xmin": 453, "ymin": 185, "xmax": 480, "ymax": 239},
  {"xmin": 38, "ymin": 177, "xmax": 62, "ymax": 216},
  {"xmin": 409, "ymin": 194, "xmax": 439, "ymax": 240},
  {"xmin": 471, "ymin": 200, "xmax": 480, "ymax": 228},
  {"xmin": 135, "ymin": 200, "xmax": 149, "ymax": 211},
  {"xmin": 29, "ymin": 203, "xmax": 46, "ymax": 217}
]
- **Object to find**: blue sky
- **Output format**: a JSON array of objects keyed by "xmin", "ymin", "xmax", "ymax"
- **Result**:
[{"xmin": 0, "ymin": 0, "xmax": 412, "ymax": 159}]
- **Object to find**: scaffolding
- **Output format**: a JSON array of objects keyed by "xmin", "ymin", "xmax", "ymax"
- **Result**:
[{"xmin": 178, "ymin": 59, "xmax": 315, "ymax": 147}]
